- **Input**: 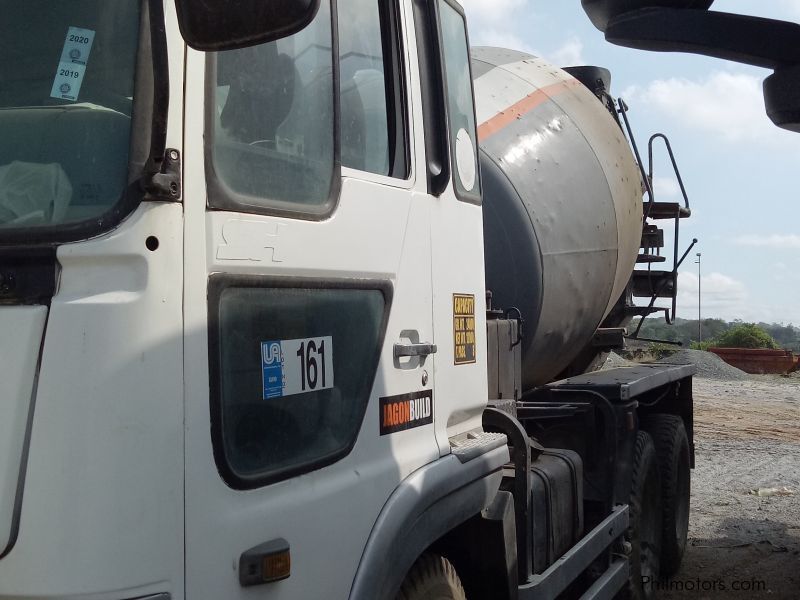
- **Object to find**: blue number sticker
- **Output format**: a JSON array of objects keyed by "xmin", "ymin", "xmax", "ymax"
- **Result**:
[
  {"xmin": 261, "ymin": 341, "xmax": 284, "ymax": 399},
  {"xmin": 261, "ymin": 337, "xmax": 334, "ymax": 399}
]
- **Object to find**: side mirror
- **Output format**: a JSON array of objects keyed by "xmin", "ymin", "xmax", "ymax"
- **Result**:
[
  {"xmin": 581, "ymin": 0, "xmax": 714, "ymax": 32},
  {"xmin": 175, "ymin": 0, "xmax": 320, "ymax": 51},
  {"xmin": 764, "ymin": 66, "xmax": 800, "ymax": 133}
]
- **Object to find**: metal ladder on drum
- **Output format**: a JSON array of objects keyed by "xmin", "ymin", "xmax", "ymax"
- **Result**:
[{"xmin": 617, "ymin": 99, "xmax": 698, "ymax": 341}]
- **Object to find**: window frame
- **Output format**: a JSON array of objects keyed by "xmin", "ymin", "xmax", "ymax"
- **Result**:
[
  {"xmin": 375, "ymin": 0, "xmax": 410, "ymax": 180},
  {"xmin": 204, "ymin": 0, "xmax": 343, "ymax": 221},
  {"xmin": 339, "ymin": 0, "xmax": 414, "ymax": 189},
  {"xmin": 435, "ymin": 0, "xmax": 482, "ymax": 205},
  {"xmin": 337, "ymin": 0, "xmax": 411, "ymax": 179},
  {"xmin": 411, "ymin": 0, "xmax": 482, "ymax": 204},
  {"xmin": 207, "ymin": 274, "xmax": 393, "ymax": 490},
  {"xmin": 411, "ymin": 0, "xmax": 450, "ymax": 196}
]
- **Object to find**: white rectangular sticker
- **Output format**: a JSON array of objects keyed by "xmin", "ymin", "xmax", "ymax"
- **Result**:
[
  {"xmin": 262, "ymin": 336, "xmax": 334, "ymax": 399},
  {"xmin": 50, "ymin": 26, "xmax": 96, "ymax": 102}
]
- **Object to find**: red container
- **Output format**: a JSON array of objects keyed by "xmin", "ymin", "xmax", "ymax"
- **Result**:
[{"xmin": 709, "ymin": 347, "xmax": 798, "ymax": 374}]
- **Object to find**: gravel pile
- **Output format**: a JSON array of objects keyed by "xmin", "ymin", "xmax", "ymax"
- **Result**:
[
  {"xmin": 652, "ymin": 349, "xmax": 751, "ymax": 381},
  {"xmin": 602, "ymin": 349, "xmax": 752, "ymax": 381},
  {"xmin": 603, "ymin": 352, "xmax": 635, "ymax": 369}
]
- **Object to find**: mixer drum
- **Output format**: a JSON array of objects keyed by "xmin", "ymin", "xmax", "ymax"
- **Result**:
[{"xmin": 473, "ymin": 47, "xmax": 643, "ymax": 388}]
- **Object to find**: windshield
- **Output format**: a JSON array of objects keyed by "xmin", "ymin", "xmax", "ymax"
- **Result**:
[{"xmin": 0, "ymin": 0, "xmax": 141, "ymax": 233}]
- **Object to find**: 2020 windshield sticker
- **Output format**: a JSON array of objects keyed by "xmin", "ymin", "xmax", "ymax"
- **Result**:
[
  {"xmin": 261, "ymin": 336, "xmax": 334, "ymax": 399},
  {"xmin": 50, "ymin": 26, "xmax": 96, "ymax": 102}
]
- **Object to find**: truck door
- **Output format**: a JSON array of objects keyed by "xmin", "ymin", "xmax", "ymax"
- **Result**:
[
  {"xmin": 182, "ymin": 1, "xmax": 439, "ymax": 598},
  {"xmin": 417, "ymin": 0, "xmax": 489, "ymax": 453}
]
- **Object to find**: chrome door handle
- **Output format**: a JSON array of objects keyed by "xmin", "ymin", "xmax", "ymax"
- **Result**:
[{"xmin": 394, "ymin": 343, "xmax": 438, "ymax": 358}]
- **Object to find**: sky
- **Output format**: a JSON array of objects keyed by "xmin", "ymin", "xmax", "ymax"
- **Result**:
[{"xmin": 461, "ymin": 1, "xmax": 800, "ymax": 325}]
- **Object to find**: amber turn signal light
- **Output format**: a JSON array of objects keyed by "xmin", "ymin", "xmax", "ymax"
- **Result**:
[
  {"xmin": 240, "ymin": 538, "xmax": 291, "ymax": 587},
  {"xmin": 262, "ymin": 550, "xmax": 291, "ymax": 582}
]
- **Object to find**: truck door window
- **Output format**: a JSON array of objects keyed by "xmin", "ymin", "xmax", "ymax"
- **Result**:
[
  {"xmin": 209, "ymin": 278, "xmax": 389, "ymax": 489},
  {"xmin": 207, "ymin": 1, "xmax": 337, "ymax": 219},
  {"xmin": 438, "ymin": 0, "xmax": 481, "ymax": 203},
  {"xmin": 338, "ymin": 0, "xmax": 408, "ymax": 179}
]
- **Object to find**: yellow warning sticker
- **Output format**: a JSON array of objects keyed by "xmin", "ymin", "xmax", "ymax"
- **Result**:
[{"xmin": 453, "ymin": 293, "xmax": 476, "ymax": 365}]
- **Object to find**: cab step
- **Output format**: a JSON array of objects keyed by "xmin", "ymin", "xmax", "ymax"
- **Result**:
[
  {"xmin": 636, "ymin": 254, "xmax": 667, "ymax": 264},
  {"xmin": 624, "ymin": 305, "xmax": 668, "ymax": 318},
  {"xmin": 632, "ymin": 270, "xmax": 676, "ymax": 298},
  {"xmin": 644, "ymin": 201, "xmax": 691, "ymax": 220}
]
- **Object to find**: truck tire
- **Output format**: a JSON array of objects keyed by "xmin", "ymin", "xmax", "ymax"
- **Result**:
[
  {"xmin": 641, "ymin": 414, "xmax": 691, "ymax": 577},
  {"xmin": 624, "ymin": 431, "xmax": 662, "ymax": 600},
  {"xmin": 396, "ymin": 553, "xmax": 466, "ymax": 600}
]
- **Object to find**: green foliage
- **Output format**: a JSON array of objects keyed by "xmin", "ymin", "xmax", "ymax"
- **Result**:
[
  {"xmin": 714, "ymin": 323, "xmax": 780, "ymax": 349},
  {"xmin": 758, "ymin": 322, "xmax": 800, "ymax": 351},
  {"xmin": 697, "ymin": 318, "xmax": 730, "ymax": 341},
  {"xmin": 632, "ymin": 317, "xmax": 799, "ymax": 351},
  {"xmin": 690, "ymin": 340, "xmax": 714, "ymax": 351}
]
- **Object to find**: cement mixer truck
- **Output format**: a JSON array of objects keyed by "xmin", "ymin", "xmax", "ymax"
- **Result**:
[{"xmin": 0, "ymin": 2, "xmax": 697, "ymax": 599}]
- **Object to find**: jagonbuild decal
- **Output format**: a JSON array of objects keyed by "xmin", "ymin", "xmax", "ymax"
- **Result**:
[{"xmin": 379, "ymin": 390, "xmax": 433, "ymax": 436}]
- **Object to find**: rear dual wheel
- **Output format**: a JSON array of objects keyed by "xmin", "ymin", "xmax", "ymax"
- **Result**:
[
  {"xmin": 641, "ymin": 414, "xmax": 691, "ymax": 577},
  {"xmin": 625, "ymin": 430, "xmax": 663, "ymax": 600}
]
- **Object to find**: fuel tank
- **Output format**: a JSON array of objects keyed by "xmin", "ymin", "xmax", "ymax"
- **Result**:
[{"xmin": 473, "ymin": 47, "xmax": 643, "ymax": 388}]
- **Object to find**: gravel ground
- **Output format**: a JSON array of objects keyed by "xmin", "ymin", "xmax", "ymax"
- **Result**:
[
  {"xmin": 604, "ymin": 350, "xmax": 800, "ymax": 598},
  {"xmin": 658, "ymin": 376, "xmax": 800, "ymax": 599}
]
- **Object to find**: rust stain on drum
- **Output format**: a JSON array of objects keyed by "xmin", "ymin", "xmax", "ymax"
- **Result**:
[{"xmin": 477, "ymin": 79, "xmax": 583, "ymax": 141}]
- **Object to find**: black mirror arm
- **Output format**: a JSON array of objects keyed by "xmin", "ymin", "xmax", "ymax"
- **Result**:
[
  {"xmin": 604, "ymin": 8, "xmax": 800, "ymax": 131},
  {"xmin": 581, "ymin": 0, "xmax": 715, "ymax": 32},
  {"xmin": 605, "ymin": 8, "xmax": 800, "ymax": 70}
]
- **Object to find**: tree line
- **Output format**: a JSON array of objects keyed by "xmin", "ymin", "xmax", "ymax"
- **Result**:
[{"xmin": 632, "ymin": 317, "xmax": 800, "ymax": 351}]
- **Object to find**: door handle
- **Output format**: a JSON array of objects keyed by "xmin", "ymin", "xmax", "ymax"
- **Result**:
[{"xmin": 394, "ymin": 343, "xmax": 438, "ymax": 358}]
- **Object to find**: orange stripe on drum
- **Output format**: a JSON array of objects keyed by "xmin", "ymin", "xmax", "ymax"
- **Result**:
[{"xmin": 477, "ymin": 78, "xmax": 583, "ymax": 142}]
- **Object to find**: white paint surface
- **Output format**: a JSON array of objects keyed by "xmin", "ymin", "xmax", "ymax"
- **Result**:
[{"xmin": 0, "ymin": 306, "xmax": 46, "ymax": 554}]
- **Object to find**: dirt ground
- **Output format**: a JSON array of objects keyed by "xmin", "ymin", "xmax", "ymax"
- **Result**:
[{"xmin": 657, "ymin": 375, "xmax": 800, "ymax": 599}]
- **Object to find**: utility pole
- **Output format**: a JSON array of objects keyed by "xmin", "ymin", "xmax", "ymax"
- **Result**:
[{"xmin": 695, "ymin": 253, "xmax": 702, "ymax": 342}]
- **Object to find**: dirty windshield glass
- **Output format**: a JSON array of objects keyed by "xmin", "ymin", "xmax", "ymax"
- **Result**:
[{"xmin": 0, "ymin": 1, "xmax": 140, "ymax": 231}]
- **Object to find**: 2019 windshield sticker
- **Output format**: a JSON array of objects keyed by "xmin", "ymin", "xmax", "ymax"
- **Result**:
[{"xmin": 50, "ymin": 26, "xmax": 96, "ymax": 102}]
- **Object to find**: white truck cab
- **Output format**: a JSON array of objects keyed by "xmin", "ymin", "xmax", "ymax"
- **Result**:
[
  {"xmin": 1, "ymin": 1, "xmax": 505, "ymax": 598},
  {"xmin": 0, "ymin": 1, "xmax": 697, "ymax": 599}
]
